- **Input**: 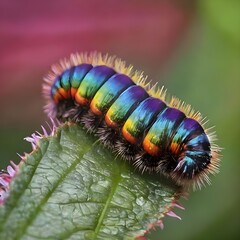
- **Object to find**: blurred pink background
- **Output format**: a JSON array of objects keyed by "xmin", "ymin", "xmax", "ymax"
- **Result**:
[{"xmin": 0, "ymin": 0, "xmax": 194, "ymax": 127}]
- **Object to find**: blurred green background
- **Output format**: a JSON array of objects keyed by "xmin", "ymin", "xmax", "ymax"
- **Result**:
[{"xmin": 0, "ymin": 0, "xmax": 239, "ymax": 239}]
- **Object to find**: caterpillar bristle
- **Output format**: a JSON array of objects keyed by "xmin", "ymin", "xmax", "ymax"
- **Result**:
[{"xmin": 43, "ymin": 52, "xmax": 221, "ymax": 190}]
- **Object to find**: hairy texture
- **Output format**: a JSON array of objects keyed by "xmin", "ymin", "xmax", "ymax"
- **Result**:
[{"xmin": 43, "ymin": 52, "xmax": 220, "ymax": 190}]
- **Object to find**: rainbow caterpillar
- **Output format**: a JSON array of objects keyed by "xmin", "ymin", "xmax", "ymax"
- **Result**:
[{"xmin": 43, "ymin": 52, "xmax": 220, "ymax": 189}]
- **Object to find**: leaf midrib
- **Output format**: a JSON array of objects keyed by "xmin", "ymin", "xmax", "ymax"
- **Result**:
[
  {"xmin": 94, "ymin": 171, "xmax": 122, "ymax": 237},
  {"xmin": 58, "ymin": 169, "xmax": 123, "ymax": 240}
]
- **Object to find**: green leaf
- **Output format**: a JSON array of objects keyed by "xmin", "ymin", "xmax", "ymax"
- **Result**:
[{"xmin": 0, "ymin": 123, "xmax": 182, "ymax": 240}]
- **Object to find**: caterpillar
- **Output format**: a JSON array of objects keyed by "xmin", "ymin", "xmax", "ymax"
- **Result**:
[{"xmin": 43, "ymin": 52, "xmax": 220, "ymax": 189}]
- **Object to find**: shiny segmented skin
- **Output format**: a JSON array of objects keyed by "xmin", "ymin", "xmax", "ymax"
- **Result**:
[{"xmin": 44, "ymin": 53, "xmax": 220, "ymax": 189}]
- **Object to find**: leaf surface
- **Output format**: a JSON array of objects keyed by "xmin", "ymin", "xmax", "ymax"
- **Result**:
[{"xmin": 0, "ymin": 123, "xmax": 182, "ymax": 240}]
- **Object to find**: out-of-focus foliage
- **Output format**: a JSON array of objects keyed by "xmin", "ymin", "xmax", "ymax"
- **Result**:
[
  {"xmin": 0, "ymin": 0, "xmax": 239, "ymax": 239},
  {"xmin": 202, "ymin": 0, "xmax": 240, "ymax": 45}
]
